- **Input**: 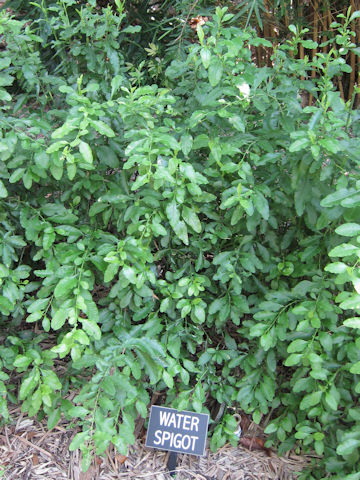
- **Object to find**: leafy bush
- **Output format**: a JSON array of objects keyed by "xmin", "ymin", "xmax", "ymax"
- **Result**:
[{"xmin": 1, "ymin": 2, "xmax": 360, "ymax": 477}]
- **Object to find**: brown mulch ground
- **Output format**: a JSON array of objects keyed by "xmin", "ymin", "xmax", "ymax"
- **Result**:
[{"xmin": 0, "ymin": 407, "xmax": 315, "ymax": 480}]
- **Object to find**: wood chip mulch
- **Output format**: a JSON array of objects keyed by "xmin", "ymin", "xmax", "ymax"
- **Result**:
[{"xmin": 0, "ymin": 407, "xmax": 315, "ymax": 480}]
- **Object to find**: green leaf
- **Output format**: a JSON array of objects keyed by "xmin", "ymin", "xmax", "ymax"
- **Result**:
[
  {"xmin": 118, "ymin": 421, "xmax": 135, "ymax": 445},
  {"xmin": 0, "ymin": 180, "xmax": 8, "ymax": 198},
  {"xmin": 197, "ymin": 24, "xmax": 204, "ymax": 45},
  {"xmin": 41, "ymin": 369, "xmax": 62, "ymax": 390},
  {"xmin": 81, "ymin": 318, "xmax": 101, "ymax": 340},
  {"xmin": 336, "ymin": 438, "xmax": 360, "ymax": 456},
  {"xmin": 329, "ymin": 243, "xmax": 358, "ymax": 257},
  {"xmin": 122, "ymin": 266, "xmax": 137, "ymax": 284},
  {"xmin": 301, "ymin": 40, "xmax": 318, "ymax": 49},
  {"xmin": 314, "ymin": 440, "xmax": 324, "ymax": 456},
  {"xmin": 165, "ymin": 60, "xmax": 187, "ymax": 80},
  {"xmin": 319, "ymin": 138, "xmax": 339, "ymax": 153},
  {"xmin": 104, "ymin": 263, "xmax": 119, "ymax": 282},
  {"xmin": 200, "ymin": 48, "xmax": 211, "ymax": 69},
  {"xmin": 94, "ymin": 431, "xmax": 111, "ymax": 455},
  {"xmin": 51, "ymin": 122, "xmax": 77, "ymax": 139},
  {"xmin": 209, "ymin": 298, "xmax": 224, "ymax": 315},
  {"xmin": 29, "ymin": 387, "xmax": 42, "ymax": 415},
  {"xmin": 97, "ymin": 145, "xmax": 119, "ymax": 167},
  {"xmin": 284, "ymin": 353, "xmax": 302, "ymax": 367},
  {"xmin": 112, "ymin": 434, "xmax": 127, "ymax": 455},
  {"xmin": 43, "ymin": 231, "xmax": 55, "ymax": 250},
  {"xmin": 260, "ymin": 332, "xmax": 273, "ymax": 351},
  {"xmin": 287, "ymin": 339, "xmax": 308, "ymax": 353},
  {"xmin": 19, "ymin": 368, "xmax": 39, "ymax": 400},
  {"xmin": 0, "ymin": 73, "xmax": 13, "ymax": 87},
  {"xmin": 229, "ymin": 116, "xmax": 245, "ymax": 133},
  {"xmin": 89, "ymin": 202, "xmax": 108, "ymax": 217},
  {"xmin": 79, "ymin": 141, "xmax": 93, "ymax": 164},
  {"xmin": 350, "ymin": 11, "xmax": 360, "ymax": 21},
  {"xmin": 308, "ymin": 110, "xmax": 322, "ymax": 131},
  {"xmin": 9, "ymin": 168, "xmax": 26, "ymax": 184},
  {"xmin": 13, "ymin": 355, "xmax": 32, "ymax": 369},
  {"xmin": 136, "ymin": 400, "xmax": 147, "ymax": 418},
  {"xmin": 180, "ymin": 133, "xmax": 193, "ymax": 156},
  {"xmin": 182, "ymin": 206, "xmax": 201, "ymax": 233},
  {"xmin": 73, "ymin": 329, "xmax": 90, "ymax": 345},
  {"xmin": 324, "ymin": 262, "xmax": 348, "ymax": 274},
  {"xmin": 131, "ymin": 174, "xmax": 148, "ymax": 190},
  {"xmin": 26, "ymin": 312, "xmax": 43, "ymax": 323},
  {"xmin": 47, "ymin": 141, "xmax": 68, "ymax": 154},
  {"xmin": 339, "ymin": 294, "xmax": 360, "ymax": 310},
  {"xmin": 0, "ymin": 89, "xmax": 11, "ymax": 101},
  {"xmin": 27, "ymin": 298, "xmax": 50, "ymax": 313},
  {"xmin": 122, "ymin": 25, "xmax": 141, "ymax": 33},
  {"xmin": 294, "ymin": 188, "xmax": 306, "ymax": 216},
  {"xmin": 193, "ymin": 305, "xmax": 205, "ymax": 323},
  {"xmin": 51, "ymin": 309, "xmax": 68, "ymax": 330},
  {"xmin": 166, "ymin": 200, "xmax": 179, "ymax": 223},
  {"xmin": 320, "ymin": 188, "xmax": 353, "ymax": 207},
  {"xmin": 173, "ymin": 220, "xmax": 188, "ymax": 245},
  {"xmin": 350, "ymin": 361, "xmax": 360, "ymax": 374},
  {"xmin": 151, "ymin": 223, "xmax": 167, "ymax": 236},
  {"xmin": 342, "ymin": 194, "xmax": 360, "ymax": 208},
  {"xmin": 253, "ymin": 192, "xmax": 269, "ymax": 220},
  {"xmin": 208, "ymin": 57, "xmax": 223, "ymax": 87},
  {"xmin": 0, "ymin": 265, "xmax": 8, "ymax": 277},
  {"xmin": 343, "ymin": 317, "xmax": 360, "ymax": 329},
  {"xmin": 90, "ymin": 120, "xmax": 115, "ymax": 137},
  {"xmin": 335, "ymin": 223, "xmax": 360, "ymax": 237},
  {"xmin": 160, "ymin": 297, "xmax": 171, "ymax": 313},
  {"xmin": 249, "ymin": 323, "xmax": 267, "ymax": 337},
  {"xmin": 324, "ymin": 392, "xmax": 338, "ymax": 410},
  {"xmin": 0, "ymin": 57, "xmax": 11, "ymax": 69},
  {"xmin": 111, "ymin": 75, "xmax": 123, "ymax": 98},
  {"xmin": 213, "ymin": 251, "xmax": 233, "ymax": 265},
  {"xmin": 163, "ymin": 370, "xmax": 174, "ymax": 389},
  {"xmin": 289, "ymin": 138, "xmax": 310, "ymax": 152},
  {"xmin": 69, "ymin": 431, "xmax": 90, "ymax": 451},
  {"xmin": 102, "ymin": 376, "xmax": 116, "ymax": 396},
  {"xmin": 264, "ymin": 423, "xmax": 277, "ymax": 434},
  {"xmin": 54, "ymin": 276, "xmax": 77, "ymax": 298},
  {"xmin": 50, "ymin": 164, "xmax": 63, "ymax": 180},
  {"xmin": 156, "ymin": 133, "xmax": 180, "ymax": 151},
  {"xmin": 47, "ymin": 408, "xmax": 61, "ymax": 430},
  {"xmin": 299, "ymin": 391, "xmax": 322, "ymax": 410}
]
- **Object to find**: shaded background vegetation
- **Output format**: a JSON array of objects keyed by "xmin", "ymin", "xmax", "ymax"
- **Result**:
[{"xmin": 3, "ymin": 0, "xmax": 360, "ymax": 103}]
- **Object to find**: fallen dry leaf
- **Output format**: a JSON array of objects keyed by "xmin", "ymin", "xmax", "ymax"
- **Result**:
[
  {"xmin": 239, "ymin": 436, "xmax": 271, "ymax": 456},
  {"xmin": 79, "ymin": 465, "xmax": 97, "ymax": 480},
  {"xmin": 115, "ymin": 454, "xmax": 127, "ymax": 464},
  {"xmin": 240, "ymin": 413, "xmax": 252, "ymax": 433},
  {"xmin": 189, "ymin": 16, "xmax": 209, "ymax": 30}
]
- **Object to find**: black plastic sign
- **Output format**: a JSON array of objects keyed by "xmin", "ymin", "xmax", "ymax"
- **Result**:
[{"xmin": 146, "ymin": 405, "xmax": 209, "ymax": 456}]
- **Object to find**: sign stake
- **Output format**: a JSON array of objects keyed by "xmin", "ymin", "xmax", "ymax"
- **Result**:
[{"xmin": 167, "ymin": 451, "xmax": 177, "ymax": 476}]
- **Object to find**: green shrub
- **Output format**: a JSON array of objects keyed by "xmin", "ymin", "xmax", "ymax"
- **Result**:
[{"xmin": 1, "ymin": 3, "xmax": 360, "ymax": 478}]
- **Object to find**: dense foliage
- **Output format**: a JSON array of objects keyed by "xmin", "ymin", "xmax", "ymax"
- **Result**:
[{"xmin": 1, "ymin": 1, "xmax": 360, "ymax": 477}]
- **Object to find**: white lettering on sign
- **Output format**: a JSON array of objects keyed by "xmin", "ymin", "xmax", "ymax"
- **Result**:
[
  {"xmin": 153, "ymin": 430, "xmax": 199, "ymax": 451},
  {"xmin": 159, "ymin": 411, "xmax": 199, "ymax": 432}
]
